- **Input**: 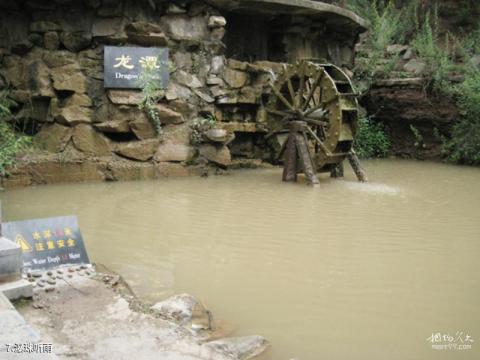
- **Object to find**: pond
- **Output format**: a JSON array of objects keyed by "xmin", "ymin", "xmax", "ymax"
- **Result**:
[{"xmin": 1, "ymin": 159, "xmax": 479, "ymax": 360}]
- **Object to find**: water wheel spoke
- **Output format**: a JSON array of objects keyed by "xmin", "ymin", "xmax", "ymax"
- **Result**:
[
  {"xmin": 296, "ymin": 63, "xmax": 306, "ymax": 109},
  {"xmin": 304, "ymin": 117, "xmax": 328, "ymax": 127},
  {"xmin": 269, "ymin": 83, "xmax": 296, "ymax": 112},
  {"xmin": 305, "ymin": 126, "xmax": 332, "ymax": 156},
  {"xmin": 287, "ymin": 78, "xmax": 296, "ymax": 105},
  {"xmin": 303, "ymin": 71, "xmax": 324, "ymax": 111},
  {"xmin": 267, "ymin": 109, "xmax": 291, "ymax": 119},
  {"xmin": 304, "ymin": 104, "xmax": 326, "ymax": 117}
]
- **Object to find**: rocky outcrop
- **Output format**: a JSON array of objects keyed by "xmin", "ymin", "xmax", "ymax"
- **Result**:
[
  {"xmin": 203, "ymin": 336, "xmax": 270, "ymax": 360},
  {"xmin": 151, "ymin": 293, "xmax": 211, "ymax": 329},
  {"xmin": 362, "ymin": 78, "xmax": 459, "ymax": 159}
]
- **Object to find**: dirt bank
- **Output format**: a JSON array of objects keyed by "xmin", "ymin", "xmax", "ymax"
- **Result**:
[{"xmin": 16, "ymin": 266, "xmax": 269, "ymax": 360}]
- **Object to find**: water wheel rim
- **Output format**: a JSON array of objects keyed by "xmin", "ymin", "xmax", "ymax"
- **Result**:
[{"xmin": 266, "ymin": 60, "xmax": 359, "ymax": 170}]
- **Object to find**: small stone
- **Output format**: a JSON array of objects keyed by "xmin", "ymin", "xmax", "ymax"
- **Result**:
[
  {"xmin": 45, "ymin": 287, "xmax": 55, "ymax": 293},
  {"xmin": 37, "ymin": 282, "xmax": 45, "ymax": 288},
  {"xmin": 68, "ymin": 267, "xmax": 75, "ymax": 273},
  {"xmin": 28, "ymin": 278, "xmax": 35, "ymax": 282},
  {"xmin": 57, "ymin": 275, "xmax": 63, "ymax": 280},
  {"xmin": 56, "ymin": 269, "xmax": 63, "ymax": 274},
  {"xmin": 32, "ymin": 271, "xmax": 43, "ymax": 278},
  {"xmin": 208, "ymin": 16, "xmax": 226, "ymax": 28},
  {"xmin": 167, "ymin": 3, "xmax": 186, "ymax": 14},
  {"xmin": 205, "ymin": 128, "xmax": 230, "ymax": 143},
  {"xmin": 68, "ymin": 274, "xmax": 73, "ymax": 278},
  {"xmin": 47, "ymin": 271, "xmax": 53, "ymax": 276},
  {"xmin": 47, "ymin": 279, "xmax": 56, "ymax": 285},
  {"xmin": 85, "ymin": 271, "xmax": 91, "ymax": 276}
]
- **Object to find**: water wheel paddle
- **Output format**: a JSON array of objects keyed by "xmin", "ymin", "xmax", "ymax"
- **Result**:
[{"xmin": 266, "ymin": 60, "xmax": 367, "ymax": 185}]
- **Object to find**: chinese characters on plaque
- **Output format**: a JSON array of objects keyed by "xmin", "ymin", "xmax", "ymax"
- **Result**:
[
  {"xmin": 104, "ymin": 46, "xmax": 169, "ymax": 89},
  {"xmin": 1, "ymin": 216, "xmax": 90, "ymax": 270}
]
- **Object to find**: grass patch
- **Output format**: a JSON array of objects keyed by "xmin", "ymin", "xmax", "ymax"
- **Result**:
[{"xmin": 0, "ymin": 91, "xmax": 31, "ymax": 176}]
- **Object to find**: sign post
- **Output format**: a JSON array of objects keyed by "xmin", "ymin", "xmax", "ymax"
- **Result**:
[
  {"xmin": 1, "ymin": 216, "xmax": 90, "ymax": 271},
  {"xmin": 104, "ymin": 46, "xmax": 169, "ymax": 89}
]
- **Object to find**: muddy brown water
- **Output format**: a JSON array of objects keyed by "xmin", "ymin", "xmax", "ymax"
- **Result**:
[{"xmin": 1, "ymin": 159, "xmax": 480, "ymax": 360}]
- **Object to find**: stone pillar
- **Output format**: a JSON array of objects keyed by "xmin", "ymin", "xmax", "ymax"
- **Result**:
[{"xmin": 0, "ymin": 237, "xmax": 22, "ymax": 284}]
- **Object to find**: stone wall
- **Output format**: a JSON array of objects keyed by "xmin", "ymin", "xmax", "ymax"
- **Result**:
[{"xmin": 0, "ymin": 0, "xmax": 363, "ymax": 188}]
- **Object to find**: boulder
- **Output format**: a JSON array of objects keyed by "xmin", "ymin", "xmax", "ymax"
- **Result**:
[
  {"xmin": 51, "ymin": 65, "xmax": 87, "ymax": 93},
  {"xmin": 95, "ymin": 120, "xmax": 130, "ymax": 133},
  {"xmin": 210, "ymin": 28, "xmax": 226, "ymax": 41},
  {"xmin": 114, "ymin": 139, "xmax": 159, "ymax": 161},
  {"xmin": 125, "ymin": 21, "xmax": 162, "ymax": 34},
  {"xmin": 60, "ymin": 31, "xmax": 92, "ymax": 52},
  {"xmin": 34, "ymin": 124, "xmax": 72, "ymax": 153},
  {"xmin": 43, "ymin": 31, "xmax": 59, "ymax": 50},
  {"xmin": 173, "ymin": 52, "xmax": 193, "ymax": 71},
  {"xmin": 150, "ymin": 294, "xmax": 210, "ymax": 329},
  {"xmin": 203, "ymin": 336, "xmax": 269, "ymax": 360},
  {"xmin": 210, "ymin": 56, "xmax": 225, "ymax": 75},
  {"xmin": 53, "ymin": 104, "xmax": 93, "ymax": 126},
  {"xmin": 155, "ymin": 142, "xmax": 194, "ymax": 162},
  {"xmin": 30, "ymin": 21, "xmax": 60, "ymax": 33},
  {"xmin": 107, "ymin": 160, "xmax": 156, "ymax": 181},
  {"xmin": 162, "ymin": 124, "xmax": 192, "ymax": 145},
  {"xmin": 107, "ymin": 90, "xmax": 143, "ymax": 105},
  {"xmin": 403, "ymin": 59, "xmax": 426, "ymax": 75},
  {"xmin": 176, "ymin": 70, "xmax": 203, "ymax": 89},
  {"xmin": 168, "ymin": 100, "xmax": 196, "ymax": 119},
  {"xmin": 28, "ymin": 159, "xmax": 106, "ymax": 184},
  {"xmin": 155, "ymin": 104, "xmax": 184, "ymax": 124},
  {"xmin": 199, "ymin": 144, "xmax": 231, "ymax": 167},
  {"xmin": 223, "ymin": 68, "xmax": 248, "ymax": 88},
  {"xmin": 156, "ymin": 162, "xmax": 190, "ymax": 177},
  {"xmin": 166, "ymin": 83, "xmax": 192, "ymax": 101},
  {"xmin": 125, "ymin": 21, "xmax": 168, "ymax": 46},
  {"xmin": 227, "ymin": 59, "xmax": 248, "ymax": 71},
  {"xmin": 43, "ymin": 50, "xmax": 77, "ymax": 68},
  {"xmin": 204, "ymin": 128, "xmax": 231, "ymax": 143},
  {"xmin": 208, "ymin": 16, "xmax": 226, "ymax": 28},
  {"xmin": 64, "ymin": 93, "xmax": 93, "ymax": 108},
  {"xmin": 130, "ymin": 117, "xmax": 156, "ymax": 140},
  {"xmin": 163, "ymin": 15, "xmax": 208, "ymax": 41},
  {"xmin": 72, "ymin": 124, "xmax": 111, "ymax": 156},
  {"xmin": 192, "ymin": 89, "xmax": 214, "ymax": 103},
  {"xmin": 27, "ymin": 60, "xmax": 54, "ymax": 98},
  {"xmin": 126, "ymin": 32, "xmax": 168, "ymax": 47},
  {"xmin": 166, "ymin": 3, "xmax": 186, "ymax": 14},
  {"xmin": 206, "ymin": 76, "xmax": 224, "ymax": 86}
]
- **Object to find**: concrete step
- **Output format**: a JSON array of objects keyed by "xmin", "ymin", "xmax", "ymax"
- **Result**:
[
  {"xmin": 0, "ymin": 293, "xmax": 57, "ymax": 359},
  {"xmin": 0, "ymin": 237, "xmax": 22, "ymax": 283},
  {"xmin": 0, "ymin": 279, "xmax": 33, "ymax": 301}
]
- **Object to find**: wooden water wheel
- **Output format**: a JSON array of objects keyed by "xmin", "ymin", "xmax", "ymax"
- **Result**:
[{"xmin": 266, "ymin": 60, "xmax": 367, "ymax": 185}]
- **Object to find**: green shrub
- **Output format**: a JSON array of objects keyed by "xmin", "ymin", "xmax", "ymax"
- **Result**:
[
  {"xmin": 137, "ymin": 68, "xmax": 163, "ymax": 135},
  {"xmin": 442, "ymin": 69, "xmax": 480, "ymax": 165},
  {"xmin": 354, "ymin": 116, "xmax": 391, "ymax": 158},
  {"xmin": 352, "ymin": 0, "xmax": 416, "ymax": 94},
  {"xmin": 190, "ymin": 114, "xmax": 216, "ymax": 146},
  {"xmin": 411, "ymin": 10, "xmax": 455, "ymax": 95},
  {"xmin": 0, "ymin": 91, "xmax": 31, "ymax": 176}
]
